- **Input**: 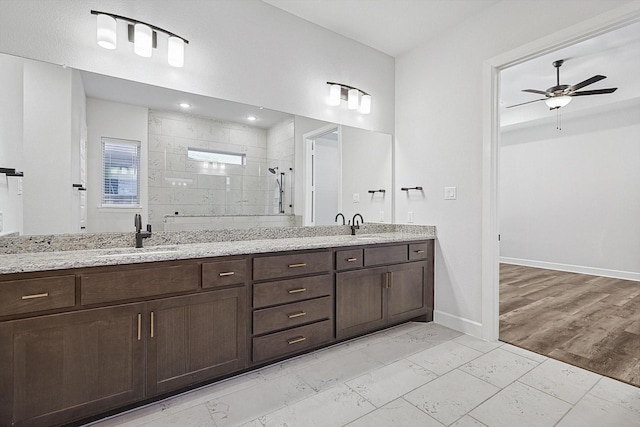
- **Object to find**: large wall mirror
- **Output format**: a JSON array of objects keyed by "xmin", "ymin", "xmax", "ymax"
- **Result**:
[{"xmin": 0, "ymin": 52, "xmax": 392, "ymax": 236}]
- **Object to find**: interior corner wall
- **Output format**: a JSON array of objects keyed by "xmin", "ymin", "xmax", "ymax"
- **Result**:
[
  {"xmin": 500, "ymin": 102, "xmax": 640, "ymax": 280},
  {"xmin": 0, "ymin": 54, "xmax": 24, "ymax": 235},
  {"xmin": 394, "ymin": 0, "xmax": 639, "ymax": 336},
  {"xmin": 86, "ymin": 98, "xmax": 148, "ymax": 233},
  {"xmin": 0, "ymin": 0, "xmax": 395, "ymax": 134},
  {"xmin": 23, "ymin": 59, "xmax": 74, "ymax": 235}
]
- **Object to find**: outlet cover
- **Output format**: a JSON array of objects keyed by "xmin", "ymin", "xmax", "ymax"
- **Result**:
[
  {"xmin": 444, "ymin": 187, "xmax": 457, "ymax": 200},
  {"xmin": 379, "ymin": 211, "xmax": 384, "ymax": 221},
  {"xmin": 407, "ymin": 211, "xmax": 414, "ymax": 223},
  {"xmin": 0, "ymin": 211, "xmax": 3, "ymax": 232},
  {"xmin": 353, "ymin": 193, "xmax": 360, "ymax": 203}
]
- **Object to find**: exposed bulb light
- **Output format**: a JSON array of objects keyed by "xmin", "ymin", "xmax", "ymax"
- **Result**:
[
  {"xmin": 545, "ymin": 95, "xmax": 572, "ymax": 108},
  {"xmin": 134, "ymin": 23, "xmax": 153, "ymax": 57},
  {"xmin": 246, "ymin": 116, "xmax": 257, "ymax": 121},
  {"xmin": 347, "ymin": 88, "xmax": 359, "ymax": 110},
  {"xmin": 326, "ymin": 82, "xmax": 371, "ymax": 114},
  {"xmin": 328, "ymin": 84, "xmax": 341, "ymax": 106},
  {"xmin": 178, "ymin": 102, "xmax": 191, "ymax": 108},
  {"xmin": 96, "ymin": 14, "xmax": 117, "ymax": 49},
  {"xmin": 167, "ymin": 36, "xmax": 185, "ymax": 67},
  {"xmin": 359, "ymin": 94, "xmax": 371, "ymax": 114}
]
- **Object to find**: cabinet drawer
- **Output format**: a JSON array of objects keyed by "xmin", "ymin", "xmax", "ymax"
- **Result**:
[
  {"xmin": 253, "ymin": 296, "xmax": 332, "ymax": 335},
  {"xmin": 202, "ymin": 259, "xmax": 248, "ymax": 289},
  {"xmin": 0, "ymin": 275, "xmax": 75, "ymax": 316},
  {"xmin": 253, "ymin": 251, "xmax": 332, "ymax": 280},
  {"xmin": 364, "ymin": 245, "xmax": 408, "ymax": 266},
  {"xmin": 409, "ymin": 242, "xmax": 430, "ymax": 261},
  {"xmin": 253, "ymin": 318, "xmax": 333, "ymax": 362},
  {"xmin": 253, "ymin": 274, "xmax": 332, "ymax": 309},
  {"xmin": 80, "ymin": 264, "xmax": 200, "ymax": 305},
  {"xmin": 336, "ymin": 248, "xmax": 363, "ymax": 271}
]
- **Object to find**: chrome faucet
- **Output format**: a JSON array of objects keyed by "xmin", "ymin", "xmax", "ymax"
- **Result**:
[
  {"xmin": 134, "ymin": 214, "xmax": 152, "ymax": 248},
  {"xmin": 350, "ymin": 213, "xmax": 364, "ymax": 235},
  {"xmin": 335, "ymin": 213, "xmax": 346, "ymax": 225}
]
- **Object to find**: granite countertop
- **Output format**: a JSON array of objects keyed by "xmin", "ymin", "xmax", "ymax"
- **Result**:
[{"xmin": 0, "ymin": 231, "xmax": 435, "ymax": 275}]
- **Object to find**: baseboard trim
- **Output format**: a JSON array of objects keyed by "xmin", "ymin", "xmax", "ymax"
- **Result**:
[
  {"xmin": 434, "ymin": 310, "xmax": 482, "ymax": 338},
  {"xmin": 500, "ymin": 257, "xmax": 640, "ymax": 282}
]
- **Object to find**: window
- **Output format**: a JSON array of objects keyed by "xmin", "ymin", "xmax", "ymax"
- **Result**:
[
  {"xmin": 187, "ymin": 147, "xmax": 246, "ymax": 165},
  {"xmin": 101, "ymin": 138, "xmax": 140, "ymax": 206}
]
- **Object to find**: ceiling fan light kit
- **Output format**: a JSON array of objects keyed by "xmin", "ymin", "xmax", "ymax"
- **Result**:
[{"xmin": 507, "ymin": 59, "xmax": 617, "ymax": 110}]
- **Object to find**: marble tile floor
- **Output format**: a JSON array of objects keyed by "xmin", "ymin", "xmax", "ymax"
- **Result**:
[{"xmin": 87, "ymin": 322, "xmax": 640, "ymax": 427}]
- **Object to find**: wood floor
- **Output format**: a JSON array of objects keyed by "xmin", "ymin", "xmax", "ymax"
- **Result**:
[{"xmin": 499, "ymin": 264, "xmax": 640, "ymax": 388}]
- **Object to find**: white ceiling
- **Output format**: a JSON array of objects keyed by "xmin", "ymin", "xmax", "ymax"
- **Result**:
[
  {"xmin": 500, "ymin": 20, "xmax": 640, "ymax": 127},
  {"xmin": 262, "ymin": 0, "xmax": 500, "ymax": 57}
]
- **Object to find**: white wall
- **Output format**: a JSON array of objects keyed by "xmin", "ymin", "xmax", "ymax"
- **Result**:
[
  {"xmin": 0, "ymin": 54, "xmax": 23, "ymax": 235},
  {"xmin": 341, "ymin": 126, "xmax": 392, "ymax": 224},
  {"xmin": 395, "ymin": 0, "xmax": 640, "ymax": 335},
  {"xmin": 500, "ymin": 100, "xmax": 640, "ymax": 280},
  {"xmin": 23, "ymin": 60, "xmax": 76, "ymax": 235},
  {"xmin": 86, "ymin": 98, "xmax": 148, "ymax": 233},
  {"xmin": 0, "ymin": 0, "xmax": 394, "ymax": 134}
]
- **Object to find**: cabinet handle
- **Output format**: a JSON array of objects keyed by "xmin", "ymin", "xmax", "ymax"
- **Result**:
[
  {"xmin": 137, "ymin": 313, "xmax": 142, "ymax": 341},
  {"xmin": 346, "ymin": 257, "xmax": 358, "ymax": 262},
  {"xmin": 288, "ymin": 288, "xmax": 307, "ymax": 294},
  {"xmin": 288, "ymin": 263, "xmax": 307, "ymax": 268},
  {"xmin": 150, "ymin": 311, "xmax": 155, "ymax": 338},
  {"xmin": 288, "ymin": 311, "xmax": 307, "ymax": 319},
  {"xmin": 415, "ymin": 250, "xmax": 425, "ymax": 254},
  {"xmin": 21, "ymin": 292, "xmax": 49, "ymax": 300},
  {"xmin": 219, "ymin": 271, "xmax": 235, "ymax": 277},
  {"xmin": 287, "ymin": 336, "xmax": 306, "ymax": 345},
  {"xmin": 389, "ymin": 271, "xmax": 393, "ymax": 289}
]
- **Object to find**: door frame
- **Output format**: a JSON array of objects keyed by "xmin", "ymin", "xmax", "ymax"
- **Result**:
[
  {"xmin": 481, "ymin": 6, "xmax": 640, "ymax": 341},
  {"xmin": 302, "ymin": 124, "xmax": 341, "ymax": 226}
]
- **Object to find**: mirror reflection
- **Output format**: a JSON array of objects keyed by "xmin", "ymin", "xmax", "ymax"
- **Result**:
[{"xmin": 0, "ymin": 52, "xmax": 392, "ymax": 236}]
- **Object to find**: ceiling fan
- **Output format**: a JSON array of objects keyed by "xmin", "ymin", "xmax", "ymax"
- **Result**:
[{"xmin": 507, "ymin": 59, "xmax": 618, "ymax": 110}]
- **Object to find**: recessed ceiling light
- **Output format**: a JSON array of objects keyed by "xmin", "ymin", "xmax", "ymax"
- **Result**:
[
  {"xmin": 179, "ymin": 102, "xmax": 191, "ymax": 108},
  {"xmin": 246, "ymin": 115, "xmax": 257, "ymax": 121}
]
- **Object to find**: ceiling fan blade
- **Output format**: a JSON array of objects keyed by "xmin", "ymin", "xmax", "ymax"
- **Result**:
[
  {"xmin": 522, "ymin": 89, "xmax": 547, "ymax": 95},
  {"xmin": 569, "ymin": 75, "xmax": 606, "ymax": 92},
  {"xmin": 506, "ymin": 98, "xmax": 546, "ymax": 108},
  {"xmin": 571, "ymin": 88, "xmax": 617, "ymax": 96}
]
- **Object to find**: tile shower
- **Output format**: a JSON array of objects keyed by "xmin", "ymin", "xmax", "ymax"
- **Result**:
[{"xmin": 147, "ymin": 110, "xmax": 295, "ymax": 231}]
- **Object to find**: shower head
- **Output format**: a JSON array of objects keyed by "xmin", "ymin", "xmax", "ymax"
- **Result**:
[{"xmin": 268, "ymin": 166, "xmax": 278, "ymax": 174}]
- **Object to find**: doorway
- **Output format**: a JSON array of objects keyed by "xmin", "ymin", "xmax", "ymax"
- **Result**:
[
  {"xmin": 484, "ymin": 14, "xmax": 640, "ymax": 387},
  {"xmin": 303, "ymin": 125, "xmax": 341, "ymax": 226}
]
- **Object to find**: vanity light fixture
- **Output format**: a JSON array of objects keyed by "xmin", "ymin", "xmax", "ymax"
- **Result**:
[
  {"xmin": 326, "ymin": 82, "xmax": 371, "ymax": 114},
  {"xmin": 91, "ymin": 10, "xmax": 189, "ymax": 67},
  {"xmin": 246, "ymin": 115, "xmax": 257, "ymax": 121},
  {"xmin": 178, "ymin": 102, "xmax": 191, "ymax": 108}
]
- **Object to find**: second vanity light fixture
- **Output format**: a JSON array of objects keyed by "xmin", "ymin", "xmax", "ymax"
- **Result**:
[
  {"xmin": 326, "ymin": 82, "xmax": 371, "ymax": 114},
  {"xmin": 91, "ymin": 10, "xmax": 189, "ymax": 67}
]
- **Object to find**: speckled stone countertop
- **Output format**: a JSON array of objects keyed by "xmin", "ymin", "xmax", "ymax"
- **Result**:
[{"xmin": 0, "ymin": 225, "xmax": 435, "ymax": 275}]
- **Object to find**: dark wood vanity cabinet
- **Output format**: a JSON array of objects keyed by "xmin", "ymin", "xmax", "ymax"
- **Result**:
[
  {"xmin": 336, "ymin": 241, "xmax": 434, "ymax": 340},
  {"xmin": 0, "ymin": 238, "xmax": 434, "ymax": 426},
  {"xmin": 0, "ymin": 303, "xmax": 146, "ymax": 427}
]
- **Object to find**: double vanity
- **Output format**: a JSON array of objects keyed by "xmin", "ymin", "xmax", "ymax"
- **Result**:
[{"xmin": 0, "ymin": 225, "xmax": 435, "ymax": 426}]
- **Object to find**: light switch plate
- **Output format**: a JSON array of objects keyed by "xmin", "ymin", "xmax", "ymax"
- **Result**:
[
  {"xmin": 407, "ymin": 211, "xmax": 414, "ymax": 223},
  {"xmin": 444, "ymin": 187, "xmax": 457, "ymax": 200},
  {"xmin": 379, "ymin": 211, "xmax": 384, "ymax": 221},
  {"xmin": 353, "ymin": 193, "xmax": 360, "ymax": 203}
]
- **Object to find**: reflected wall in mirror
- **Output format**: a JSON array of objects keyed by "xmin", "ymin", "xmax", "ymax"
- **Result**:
[{"xmin": 0, "ymin": 52, "xmax": 393, "ymax": 236}]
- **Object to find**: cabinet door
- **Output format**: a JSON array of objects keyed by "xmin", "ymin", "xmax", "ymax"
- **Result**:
[
  {"xmin": 146, "ymin": 288, "xmax": 248, "ymax": 396},
  {"xmin": 387, "ymin": 262, "xmax": 429, "ymax": 324},
  {"xmin": 0, "ymin": 303, "xmax": 145, "ymax": 427},
  {"xmin": 336, "ymin": 267, "xmax": 388, "ymax": 340}
]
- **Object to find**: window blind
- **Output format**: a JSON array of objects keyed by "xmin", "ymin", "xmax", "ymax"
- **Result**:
[{"xmin": 101, "ymin": 138, "xmax": 141, "ymax": 206}]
